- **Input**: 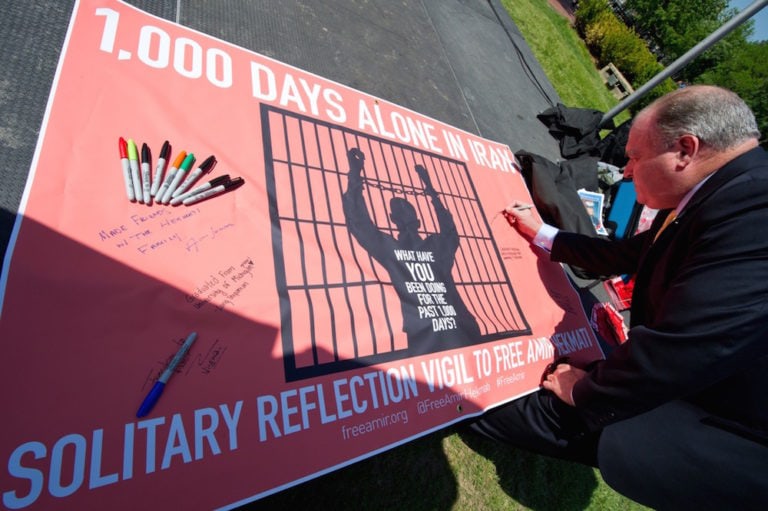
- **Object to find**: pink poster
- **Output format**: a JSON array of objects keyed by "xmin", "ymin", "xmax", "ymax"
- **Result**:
[{"xmin": 0, "ymin": 1, "xmax": 603, "ymax": 509}]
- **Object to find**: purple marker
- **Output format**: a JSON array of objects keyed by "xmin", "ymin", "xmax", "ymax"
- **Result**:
[
  {"xmin": 172, "ymin": 155, "xmax": 216, "ymax": 199},
  {"xmin": 151, "ymin": 140, "xmax": 170, "ymax": 197},
  {"xmin": 182, "ymin": 177, "xmax": 244, "ymax": 205},
  {"xmin": 141, "ymin": 143, "xmax": 152, "ymax": 203},
  {"xmin": 170, "ymin": 174, "xmax": 230, "ymax": 206}
]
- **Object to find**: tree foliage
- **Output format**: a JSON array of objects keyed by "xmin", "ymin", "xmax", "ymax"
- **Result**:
[
  {"xmin": 624, "ymin": 0, "xmax": 754, "ymax": 82},
  {"xmin": 573, "ymin": 0, "xmax": 765, "ymax": 130},
  {"xmin": 697, "ymin": 41, "xmax": 768, "ymax": 145},
  {"xmin": 575, "ymin": 0, "xmax": 676, "ymax": 109},
  {"xmin": 622, "ymin": 0, "xmax": 764, "ymax": 143}
]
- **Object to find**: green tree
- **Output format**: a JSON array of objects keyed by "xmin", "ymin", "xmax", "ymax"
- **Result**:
[
  {"xmin": 575, "ymin": 0, "xmax": 676, "ymax": 109},
  {"xmin": 624, "ymin": 0, "xmax": 753, "ymax": 82},
  {"xmin": 697, "ymin": 41, "xmax": 768, "ymax": 146}
]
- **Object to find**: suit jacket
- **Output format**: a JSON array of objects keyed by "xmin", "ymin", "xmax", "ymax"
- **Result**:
[{"xmin": 550, "ymin": 146, "xmax": 768, "ymax": 441}]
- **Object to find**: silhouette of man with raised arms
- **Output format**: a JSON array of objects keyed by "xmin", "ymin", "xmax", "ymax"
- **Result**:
[{"xmin": 342, "ymin": 147, "xmax": 480, "ymax": 355}]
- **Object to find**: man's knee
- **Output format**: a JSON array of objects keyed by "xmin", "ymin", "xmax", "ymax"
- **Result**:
[{"xmin": 471, "ymin": 390, "xmax": 599, "ymax": 467}]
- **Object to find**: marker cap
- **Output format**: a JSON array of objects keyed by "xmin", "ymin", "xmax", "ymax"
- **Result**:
[
  {"xmin": 180, "ymin": 153, "xmax": 196, "ymax": 171},
  {"xmin": 136, "ymin": 381, "xmax": 165, "ymax": 418},
  {"xmin": 171, "ymin": 151, "xmax": 187, "ymax": 168},
  {"xmin": 127, "ymin": 139, "xmax": 139, "ymax": 160}
]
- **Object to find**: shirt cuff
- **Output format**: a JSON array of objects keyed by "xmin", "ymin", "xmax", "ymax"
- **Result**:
[{"xmin": 533, "ymin": 223, "xmax": 558, "ymax": 252}]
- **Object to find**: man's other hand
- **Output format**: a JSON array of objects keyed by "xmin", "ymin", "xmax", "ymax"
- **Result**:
[{"xmin": 542, "ymin": 363, "xmax": 586, "ymax": 406}]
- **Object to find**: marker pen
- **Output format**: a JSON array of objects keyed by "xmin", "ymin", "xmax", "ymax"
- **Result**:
[
  {"xmin": 119, "ymin": 137, "xmax": 135, "ymax": 201},
  {"xmin": 172, "ymin": 155, "xmax": 216, "ymax": 199},
  {"xmin": 182, "ymin": 177, "xmax": 244, "ymax": 205},
  {"xmin": 141, "ymin": 143, "xmax": 152, "ymax": 203},
  {"xmin": 170, "ymin": 174, "xmax": 230, "ymax": 206},
  {"xmin": 150, "ymin": 140, "xmax": 170, "ymax": 197},
  {"xmin": 155, "ymin": 150, "xmax": 187, "ymax": 204},
  {"xmin": 127, "ymin": 139, "xmax": 143, "ymax": 203},
  {"xmin": 136, "ymin": 332, "xmax": 198, "ymax": 418},
  {"xmin": 161, "ymin": 153, "xmax": 195, "ymax": 204}
]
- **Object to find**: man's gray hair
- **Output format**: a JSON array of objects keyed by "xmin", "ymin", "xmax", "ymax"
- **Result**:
[{"xmin": 648, "ymin": 85, "xmax": 760, "ymax": 151}]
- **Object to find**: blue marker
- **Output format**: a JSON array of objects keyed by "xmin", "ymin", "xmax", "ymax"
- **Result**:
[{"xmin": 136, "ymin": 332, "xmax": 197, "ymax": 418}]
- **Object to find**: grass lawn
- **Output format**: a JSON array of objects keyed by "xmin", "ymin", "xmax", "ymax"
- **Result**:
[
  {"xmin": 243, "ymin": 2, "xmax": 643, "ymax": 509},
  {"xmin": 251, "ymin": 422, "xmax": 647, "ymax": 510},
  {"xmin": 501, "ymin": 0, "xmax": 632, "ymax": 127}
]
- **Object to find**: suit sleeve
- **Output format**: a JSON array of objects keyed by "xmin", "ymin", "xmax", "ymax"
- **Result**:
[
  {"xmin": 571, "ymin": 178, "xmax": 768, "ymax": 430},
  {"xmin": 550, "ymin": 230, "xmax": 648, "ymax": 276}
]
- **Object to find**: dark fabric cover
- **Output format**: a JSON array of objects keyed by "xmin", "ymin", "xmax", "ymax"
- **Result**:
[
  {"xmin": 537, "ymin": 103, "xmax": 613, "ymax": 158},
  {"xmin": 515, "ymin": 150, "xmax": 598, "ymax": 236},
  {"xmin": 596, "ymin": 118, "xmax": 632, "ymax": 167},
  {"xmin": 516, "ymin": 150, "xmax": 604, "ymax": 279}
]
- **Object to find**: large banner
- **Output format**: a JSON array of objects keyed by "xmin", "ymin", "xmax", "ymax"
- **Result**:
[{"xmin": 0, "ymin": 1, "xmax": 603, "ymax": 509}]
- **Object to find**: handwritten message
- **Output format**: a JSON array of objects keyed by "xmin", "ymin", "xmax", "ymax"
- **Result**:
[
  {"xmin": 185, "ymin": 257, "xmax": 256, "ymax": 312},
  {"xmin": 96, "ymin": 208, "xmax": 237, "ymax": 255}
]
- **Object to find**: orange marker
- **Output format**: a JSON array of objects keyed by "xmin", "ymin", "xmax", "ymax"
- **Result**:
[{"xmin": 155, "ymin": 150, "xmax": 187, "ymax": 203}]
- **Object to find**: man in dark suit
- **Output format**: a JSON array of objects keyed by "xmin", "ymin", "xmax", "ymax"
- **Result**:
[{"xmin": 472, "ymin": 85, "xmax": 768, "ymax": 508}]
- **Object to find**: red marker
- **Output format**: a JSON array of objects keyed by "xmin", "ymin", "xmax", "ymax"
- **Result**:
[{"xmin": 118, "ymin": 137, "xmax": 135, "ymax": 201}]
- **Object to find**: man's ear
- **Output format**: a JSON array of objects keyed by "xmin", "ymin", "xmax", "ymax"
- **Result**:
[{"xmin": 676, "ymin": 134, "xmax": 699, "ymax": 169}]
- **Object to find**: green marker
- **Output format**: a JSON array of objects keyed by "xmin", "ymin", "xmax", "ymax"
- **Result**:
[
  {"xmin": 161, "ymin": 153, "xmax": 195, "ymax": 203},
  {"xmin": 127, "ymin": 139, "xmax": 143, "ymax": 203}
]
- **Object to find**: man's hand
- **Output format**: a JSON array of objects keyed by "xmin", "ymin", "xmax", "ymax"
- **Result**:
[
  {"xmin": 502, "ymin": 201, "xmax": 542, "ymax": 242},
  {"xmin": 347, "ymin": 148, "xmax": 365, "ymax": 177},
  {"xmin": 414, "ymin": 165, "xmax": 435, "ymax": 193},
  {"xmin": 541, "ymin": 363, "xmax": 586, "ymax": 406}
]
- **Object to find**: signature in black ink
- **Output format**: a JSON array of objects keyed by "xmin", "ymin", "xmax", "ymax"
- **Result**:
[{"xmin": 197, "ymin": 339, "xmax": 228, "ymax": 375}]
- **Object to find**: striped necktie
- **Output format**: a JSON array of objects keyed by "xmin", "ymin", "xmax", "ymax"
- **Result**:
[{"xmin": 653, "ymin": 210, "xmax": 677, "ymax": 242}]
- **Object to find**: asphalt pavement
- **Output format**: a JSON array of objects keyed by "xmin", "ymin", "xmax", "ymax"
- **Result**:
[{"xmin": 1, "ymin": 0, "xmax": 565, "ymax": 261}]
